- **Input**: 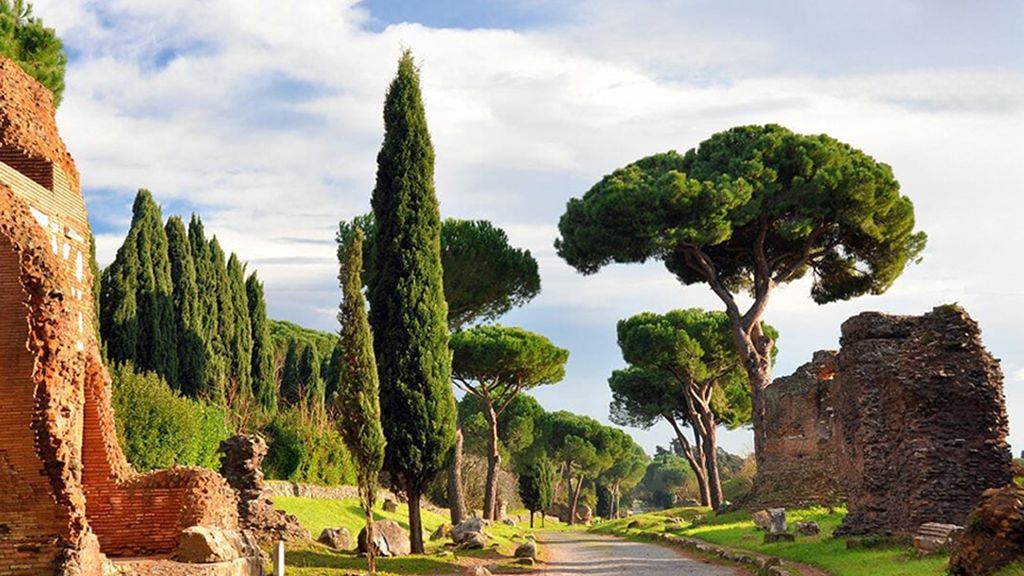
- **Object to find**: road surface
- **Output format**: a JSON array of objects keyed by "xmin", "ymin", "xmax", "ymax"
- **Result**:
[{"xmin": 539, "ymin": 531, "xmax": 749, "ymax": 576}]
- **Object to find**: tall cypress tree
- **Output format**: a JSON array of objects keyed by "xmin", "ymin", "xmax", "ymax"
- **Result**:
[
  {"xmin": 189, "ymin": 215, "xmax": 219, "ymax": 398},
  {"xmin": 335, "ymin": 228, "xmax": 386, "ymax": 573},
  {"xmin": 246, "ymin": 272, "xmax": 277, "ymax": 414},
  {"xmin": 166, "ymin": 216, "xmax": 204, "ymax": 396},
  {"xmin": 208, "ymin": 237, "xmax": 232, "ymax": 402},
  {"xmin": 298, "ymin": 344, "xmax": 324, "ymax": 421},
  {"xmin": 101, "ymin": 189, "xmax": 178, "ymax": 384},
  {"xmin": 227, "ymin": 253, "xmax": 253, "ymax": 406},
  {"xmin": 368, "ymin": 50, "xmax": 456, "ymax": 553},
  {"xmin": 280, "ymin": 338, "xmax": 302, "ymax": 407}
]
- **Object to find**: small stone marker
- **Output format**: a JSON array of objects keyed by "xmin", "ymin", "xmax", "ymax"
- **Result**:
[
  {"xmin": 752, "ymin": 510, "xmax": 771, "ymax": 531},
  {"xmin": 913, "ymin": 522, "xmax": 963, "ymax": 554},
  {"xmin": 274, "ymin": 540, "xmax": 285, "ymax": 575},
  {"xmin": 383, "ymin": 498, "xmax": 399, "ymax": 513},
  {"xmin": 763, "ymin": 508, "xmax": 795, "ymax": 543}
]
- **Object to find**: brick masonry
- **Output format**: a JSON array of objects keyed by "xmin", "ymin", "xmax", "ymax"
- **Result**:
[{"xmin": 0, "ymin": 58, "xmax": 245, "ymax": 575}]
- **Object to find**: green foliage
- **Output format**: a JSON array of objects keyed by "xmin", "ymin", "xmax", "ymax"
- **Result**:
[
  {"xmin": 557, "ymin": 124, "xmax": 926, "ymax": 303},
  {"xmin": 188, "ymin": 215, "xmax": 220, "ymax": 397},
  {"xmin": 262, "ymin": 408, "xmax": 356, "ymax": 486},
  {"xmin": 111, "ymin": 363, "xmax": 230, "ymax": 471},
  {"xmin": 298, "ymin": 343, "xmax": 324, "ymax": 418},
  {"xmin": 518, "ymin": 458, "xmax": 555, "ymax": 515},
  {"xmin": 246, "ymin": 273, "xmax": 276, "ymax": 414},
  {"xmin": 342, "ymin": 215, "xmax": 541, "ymax": 330},
  {"xmin": 0, "ymin": 0, "xmax": 65, "ymax": 105},
  {"xmin": 368, "ymin": 50, "xmax": 456, "ymax": 500},
  {"xmin": 334, "ymin": 228, "xmax": 387, "ymax": 523},
  {"xmin": 451, "ymin": 325, "xmax": 569, "ymax": 401},
  {"xmin": 280, "ymin": 338, "xmax": 302, "ymax": 406},
  {"xmin": 226, "ymin": 254, "xmax": 253, "ymax": 405},
  {"xmin": 640, "ymin": 453, "xmax": 694, "ymax": 509},
  {"xmin": 165, "ymin": 216, "xmax": 205, "ymax": 397},
  {"xmin": 101, "ymin": 190, "xmax": 179, "ymax": 386},
  {"xmin": 460, "ymin": 393, "xmax": 545, "ymax": 471},
  {"xmin": 269, "ymin": 319, "xmax": 339, "ymax": 364}
]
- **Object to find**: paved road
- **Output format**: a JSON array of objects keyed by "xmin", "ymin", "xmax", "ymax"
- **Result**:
[{"xmin": 539, "ymin": 532, "xmax": 748, "ymax": 576}]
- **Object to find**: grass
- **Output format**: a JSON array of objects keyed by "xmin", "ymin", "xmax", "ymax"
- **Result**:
[
  {"xmin": 591, "ymin": 506, "xmax": 950, "ymax": 576},
  {"xmin": 273, "ymin": 496, "xmax": 539, "ymax": 575}
]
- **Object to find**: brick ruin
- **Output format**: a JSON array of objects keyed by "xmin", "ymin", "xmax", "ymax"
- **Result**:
[
  {"xmin": 752, "ymin": 305, "xmax": 1013, "ymax": 536},
  {"xmin": 747, "ymin": 350, "xmax": 843, "ymax": 508},
  {"xmin": 832, "ymin": 305, "xmax": 1012, "ymax": 536},
  {"xmin": 0, "ymin": 58, "xmax": 256, "ymax": 575}
]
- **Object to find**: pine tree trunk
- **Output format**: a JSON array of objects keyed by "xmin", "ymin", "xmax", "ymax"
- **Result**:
[
  {"xmin": 702, "ymin": 419, "xmax": 723, "ymax": 509},
  {"xmin": 569, "ymin": 476, "xmax": 584, "ymax": 525},
  {"xmin": 530, "ymin": 511, "xmax": 535, "ymax": 528},
  {"xmin": 667, "ymin": 417, "xmax": 711, "ymax": 507},
  {"xmin": 448, "ymin": 425, "xmax": 466, "ymax": 525},
  {"xmin": 483, "ymin": 403, "xmax": 501, "ymax": 520},
  {"xmin": 408, "ymin": 485, "xmax": 425, "ymax": 554}
]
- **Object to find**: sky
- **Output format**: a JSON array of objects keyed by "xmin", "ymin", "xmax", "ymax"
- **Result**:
[{"xmin": 32, "ymin": 0, "xmax": 1024, "ymax": 457}]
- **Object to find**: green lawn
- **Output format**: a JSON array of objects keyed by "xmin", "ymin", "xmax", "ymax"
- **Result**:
[
  {"xmin": 591, "ymin": 507, "xmax": 950, "ymax": 576},
  {"xmin": 273, "ymin": 496, "xmax": 538, "ymax": 575}
]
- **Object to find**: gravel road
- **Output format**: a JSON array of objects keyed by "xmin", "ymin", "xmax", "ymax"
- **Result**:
[{"xmin": 539, "ymin": 531, "xmax": 749, "ymax": 576}]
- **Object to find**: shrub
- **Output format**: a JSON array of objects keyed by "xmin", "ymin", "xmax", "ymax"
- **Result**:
[
  {"xmin": 111, "ymin": 363, "xmax": 231, "ymax": 471},
  {"xmin": 262, "ymin": 408, "xmax": 356, "ymax": 485}
]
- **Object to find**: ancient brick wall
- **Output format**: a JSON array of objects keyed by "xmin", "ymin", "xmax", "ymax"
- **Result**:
[
  {"xmin": 0, "ymin": 57, "xmax": 242, "ymax": 575},
  {"xmin": 748, "ymin": 350, "xmax": 844, "ymax": 508},
  {"xmin": 832, "ymin": 305, "xmax": 1013, "ymax": 536}
]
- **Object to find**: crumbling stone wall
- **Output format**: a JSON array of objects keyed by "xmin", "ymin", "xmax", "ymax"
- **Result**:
[
  {"xmin": 0, "ymin": 57, "xmax": 242, "ymax": 575},
  {"xmin": 218, "ymin": 435, "xmax": 309, "ymax": 543},
  {"xmin": 748, "ymin": 351, "xmax": 843, "ymax": 508},
  {"xmin": 832, "ymin": 305, "xmax": 1012, "ymax": 536}
]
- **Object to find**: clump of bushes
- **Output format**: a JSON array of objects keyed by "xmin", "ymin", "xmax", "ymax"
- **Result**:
[
  {"xmin": 262, "ymin": 408, "xmax": 356, "ymax": 486},
  {"xmin": 111, "ymin": 363, "xmax": 231, "ymax": 471}
]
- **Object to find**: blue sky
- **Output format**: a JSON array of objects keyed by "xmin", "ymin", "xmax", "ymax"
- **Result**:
[{"xmin": 35, "ymin": 0, "xmax": 1024, "ymax": 457}]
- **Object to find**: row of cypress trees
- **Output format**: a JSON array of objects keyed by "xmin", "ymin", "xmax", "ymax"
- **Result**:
[{"xmin": 100, "ymin": 190, "xmax": 277, "ymax": 413}]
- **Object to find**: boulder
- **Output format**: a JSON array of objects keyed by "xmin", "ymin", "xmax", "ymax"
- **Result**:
[
  {"xmin": 318, "ymin": 527, "xmax": 353, "ymax": 550},
  {"xmin": 514, "ymin": 541, "xmax": 538, "ymax": 560},
  {"xmin": 502, "ymin": 518, "xmax": 516, "ymax": 526},
  {"xmin": 175, "ymin": 526, "xmax": 240, "ymax": 563},
  {"xmin": 458, "ymin": 531, "xmax": 488, "ymax": 550},
  {"xmin": 358, "ymin": 519, "xmax": 411, "ymax": 557},
  {"xmin": 463, "ymin": 566, "xmax": 492, "ymax": 576},
  {"xmin": 796, "ymin": 521, "xmax": 821, "ymax": 536},
  {"xmin": 452, "ymin": 517, "xmax": 488, "ymax": 544},
  {"xmin": 383, "ymin": 499, "xmax": 399, "ymax": 513},
  {"xmin": 752, "ymin": 510, "xmax": 771, "ymax": 531},
  {"xmin": 950, "ymin": 484, "xmax": 1024, "ymax": 575},
  {"xmin": 913, "ymin": 523, "xmax": 962, "ymax": 554}
]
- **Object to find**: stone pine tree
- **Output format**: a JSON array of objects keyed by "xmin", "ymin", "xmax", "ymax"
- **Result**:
[
  {"xmin": 612, "ymin": 309, "xmax": 770, "ymax": 509},
  {"xmin": 368, "ymin": 50, "xmax": 456, "ymax": 554},
  {"xmin": 246, "ymin": 272, "xmax": 277, "ymax": 414},
  {"xmin": 100, "ymin": 189, "xmax": 178, "ymax": 385},
  {"xmin": 334, "ymin": 229, "xmax": 387, "ymax": 573},
  {"xmin": 556, "ymin": 124, "xmax": 927, "ymax": 464},
  {"xmin": 0, "ymin": 0, "xmax": 66, "ymax": 105},
  {"xmin": 226, "ymin": 253, "xmax": 253, "ymax": 410},
  {"xmin": 450, "ymin": 325, "xmax": 568, "ymax": 519},
  {"xmin": 165, "ymin": 216, "xmax": 205, "ymax": 396}
]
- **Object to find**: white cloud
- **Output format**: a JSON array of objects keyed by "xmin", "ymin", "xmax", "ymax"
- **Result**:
[{"xmin": 31, "ymin": 0, "xmax": 1024, "ymax": 455}]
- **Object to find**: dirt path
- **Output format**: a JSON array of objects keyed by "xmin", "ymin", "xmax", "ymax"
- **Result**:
[{"xmin": 538, "ymin": 531, "xmax": 750, "ymax": 576}]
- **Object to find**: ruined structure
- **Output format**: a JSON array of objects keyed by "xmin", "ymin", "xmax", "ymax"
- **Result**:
[
  {"xmin": 832, "ymin": 305, "xmax": 1012, "ymax": 536},
  {"xmin": 747, "ymin": 350, "xmax": 843, "ymax": 508},
  {"xmin": 0, "ymin": 59, "xmax": 257, "ymax": 575},
  {"xmin": 218, "ymin": 435, "xmax": 310, "ymax": 543}
]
